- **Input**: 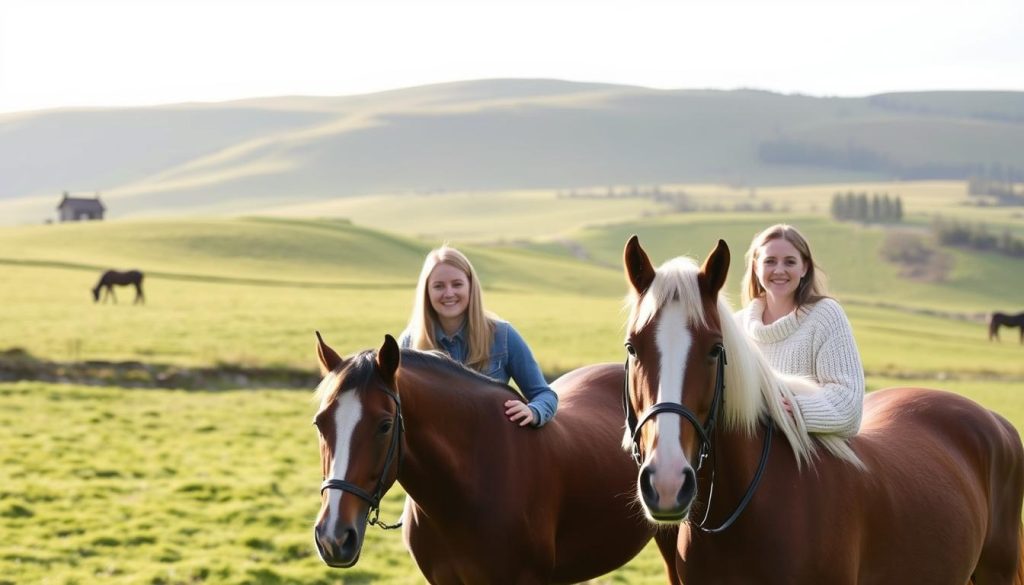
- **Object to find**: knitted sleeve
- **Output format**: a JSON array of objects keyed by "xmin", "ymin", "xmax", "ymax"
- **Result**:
[{"xmin": 791, "ymin": 300, "xmax": 865, "ymax": 437}]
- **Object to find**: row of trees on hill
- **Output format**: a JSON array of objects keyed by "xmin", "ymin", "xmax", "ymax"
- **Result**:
[
  {"xmin": 932, "ymin": 217, "xmax": 1024, "ymax": 258},
  {"xmin": 555, "ymin": 186, "xmax": 785, "ymax": 213},
  {"xmin": 758, "ymin": 140, "xmax": 978, "ymax": 180},
  {"xmin": 759, "ymin": 139, "xmax": 1024, "ymax": 185},
  {"xmin": 966, "ymin": 163, "xmax": 1024, "ymax": 203},
  {"xmin": 830, "ymin": 192, "xmax": 903, "ymax": 223}
]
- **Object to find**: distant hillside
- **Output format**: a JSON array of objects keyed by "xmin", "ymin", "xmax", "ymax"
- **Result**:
[{"xmin": 1, "ymin": 79, "xmax": 1022, "ymax": 225}]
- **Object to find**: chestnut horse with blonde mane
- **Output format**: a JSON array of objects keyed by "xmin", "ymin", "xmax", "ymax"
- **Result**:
[
  {"xmin": 311, "ymin": 332, "xmax": 679, "ymax": 584},
  {"xmin": 620, "ymin": 235, "xmax": 1024, "ymax": 584}
]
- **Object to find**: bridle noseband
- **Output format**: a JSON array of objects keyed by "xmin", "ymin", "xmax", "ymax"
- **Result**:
[
  {"xmin": 319, "ymin": 385, "xmax": 405, "ymax": 531},
  {"xmin": 623, "ymin": 341, "xmax": 773, "ymax": 533}
]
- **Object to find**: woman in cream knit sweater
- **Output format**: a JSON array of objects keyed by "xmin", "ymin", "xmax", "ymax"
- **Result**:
[{"xmin": 735, "ymin": 224, "xmax": 865, "ymax": 438}]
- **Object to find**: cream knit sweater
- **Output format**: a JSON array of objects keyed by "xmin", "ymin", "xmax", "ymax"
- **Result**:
[{"xmin": 735, "ymin": 297, "xmax": 865, "ymax": 437}]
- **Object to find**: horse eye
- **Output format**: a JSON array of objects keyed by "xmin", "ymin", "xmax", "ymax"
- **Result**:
[
  {"xmin": 624, "ymin": 342, "xmax": 637, "ymax": 357},
  {"xmin": 709, "ymin": 344, "xmax": 723, "ymax": 359},
  {"xmin": 379, "ymin": 419, "xmax": 394, "ymax": 434}
]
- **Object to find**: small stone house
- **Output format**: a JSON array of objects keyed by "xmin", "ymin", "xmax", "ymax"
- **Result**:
[{"xmin": 57, "ymin": 192, "xmax": 105, "ymax": 222}]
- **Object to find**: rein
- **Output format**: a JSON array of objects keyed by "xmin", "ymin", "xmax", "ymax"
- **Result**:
[
  {"xmin": 320, "ymin": 385, "xmax": 405, "ymax": 531},
  {"xmin": 623, "ymin": 343, "xmax": 773, "ymax": 533}
]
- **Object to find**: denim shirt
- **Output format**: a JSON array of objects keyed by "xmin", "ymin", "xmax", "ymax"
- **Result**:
[{"xmin": 398, "ymin": 320, "xmax": 559, "ymax": 427}]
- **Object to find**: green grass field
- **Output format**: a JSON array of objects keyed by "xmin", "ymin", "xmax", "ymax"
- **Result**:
[
  {"xmin": 2, "ymin": 374, "xmax": 1020, "ymax": 585},
  {"xmin": 2, "ymin": 185, "xmax": 1023, "ymax": 583}
]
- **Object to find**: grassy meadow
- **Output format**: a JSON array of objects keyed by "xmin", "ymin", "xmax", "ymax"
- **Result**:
[{"xmin": 2, "ymin": 182, "xmax": 1024, "ymax": 584}]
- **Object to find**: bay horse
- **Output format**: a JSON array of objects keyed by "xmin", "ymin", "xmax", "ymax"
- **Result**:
[
  {"xmin": 310, "ymin": 332, "xmax": 680, "ymax": 584},
  {"xmin": 620, "ymin": 235, "xmax": 1024, "ymax": 584},
  {"xmin": 990, "ymin": 312, "xmax": 1024, "ymax": 344},
  {"xmin": 91, "ymin": 269, "xmax": 145, "ymax": 304}
]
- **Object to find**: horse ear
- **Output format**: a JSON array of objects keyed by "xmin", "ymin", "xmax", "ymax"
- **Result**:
[
  {"xmin": 315, "ymin": 331, "xmax": 345, "ymax": 376},
  {"xmin": 624, "ymin": 235, "xmax": 656, "ymax": 295},
  {"xmin": 376, "ymin": 334, "xmax": 401, "ymax": 386},
  {"xmin": 698, "ymin": 239, "xmax": 730, "ymax": 297}
]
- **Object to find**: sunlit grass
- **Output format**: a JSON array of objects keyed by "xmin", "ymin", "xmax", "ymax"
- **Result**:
[{"xmin": 2, "ymin": 374, "xmax": 1020, "ymax": 584}]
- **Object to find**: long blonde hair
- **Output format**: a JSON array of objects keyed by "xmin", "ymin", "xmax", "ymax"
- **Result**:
[
  {"xmin": 740, "ymin": 224, "xmax": 829, "ymax": 308},
  {"xmin": 406, "ymin": 245, "xmax": 495, "ymax": 372}
]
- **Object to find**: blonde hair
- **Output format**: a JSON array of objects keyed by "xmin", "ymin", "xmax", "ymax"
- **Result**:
[
  {"xmin": 740, "ymin": 224, "xmax": 829, "ymax": 308},
  {"xmin": 406, "ymin": 245, "xmax": 495, "ymax": 372}
]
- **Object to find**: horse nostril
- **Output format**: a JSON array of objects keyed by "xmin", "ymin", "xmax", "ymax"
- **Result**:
[
  {"xmin": 677, "ymin": 466, "xmax": 697, "ymax": 507},
  {"xmin": 339, "ymin": 527, "xmax": 358, "ymax": 558},
  {"xmin": 639, "ymin": 465, "xmax": 658, "ymax": 504}
]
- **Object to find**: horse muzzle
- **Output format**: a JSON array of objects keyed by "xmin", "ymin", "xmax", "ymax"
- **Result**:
[
  {"xmin": 314, "ymin": 515, "xmax": 366, "ymax": 568},
  {"xmin": 638, "ymin": 463, "xmax": 697, "ymax": 524}
]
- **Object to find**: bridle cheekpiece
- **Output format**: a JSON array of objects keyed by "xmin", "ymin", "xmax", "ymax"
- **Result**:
[{"xmin": 319, "ymin": 382, "xmax": 405, "ymax": 530}]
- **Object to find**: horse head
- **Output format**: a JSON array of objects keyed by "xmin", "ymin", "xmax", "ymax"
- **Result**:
[
  {"xmin": 622, "ymin": 236, "xmax": 730, "ymax": 523},
  {"xmin": 312, "ymin": 332, "xmax": 403, "ymax": 568}
]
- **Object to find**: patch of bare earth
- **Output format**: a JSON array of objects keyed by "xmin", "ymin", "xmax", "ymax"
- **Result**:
[{"xmin": 880, "ymin": 230, "xmax": 954, "ymax": 283}]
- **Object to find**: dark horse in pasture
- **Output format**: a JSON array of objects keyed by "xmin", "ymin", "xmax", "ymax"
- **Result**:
[
  {"xmin": 310, "ymin": 333, "xmax": 679, "ymax": 584},
  {"xmin": 91, "ymin": 269, "xmax": 145, "ymax": 304},
  {"xmin": 990, "ymin": 312, "xmax": 1024, "ymax": 344},
  {"xmin": 619, "ymin": 235, "xmax": 1024, "ymax": 584}
]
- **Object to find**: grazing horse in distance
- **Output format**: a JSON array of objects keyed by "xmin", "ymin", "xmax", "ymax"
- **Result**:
[
  {"xmin": 620, "ymin": 235, "xmax": 1024, "ymax": 584},
  {"xmin": 311, "ymin": 332, "xmax": 680, "ymax": 584},
  {"xmin": 990, "ymin": 311, "xmax": 1024, "ymax": 344},
  {"xmin": 91, "ymin": 269, "xmax": 145, "ymax": 304}
]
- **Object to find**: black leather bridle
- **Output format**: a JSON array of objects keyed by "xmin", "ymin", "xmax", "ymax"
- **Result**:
[
  {"xmin": 623, "ymin": 341, "xmax": 773, "ymax": 533},
  {"xmin": 319, "ymin": 385, "xmax": 405, "ymax": 530}
]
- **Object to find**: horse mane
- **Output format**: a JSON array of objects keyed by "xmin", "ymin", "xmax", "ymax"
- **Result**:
[
  {"xmin": 627, "ymin": 256, "xmax": 864, "ymax": 470},
  {"xmin": 313, "ymin": 348, "xmax": 518, "ymax": 407},
  {"xmin": 398, "ymin": 349, "xmax": 517, "ymax": 391}
]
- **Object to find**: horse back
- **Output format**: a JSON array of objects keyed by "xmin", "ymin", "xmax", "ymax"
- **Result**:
[
  {"xmin": 721, "ymin": 387, "xmax": 1024, "ymax": 583},
  {"xmin": 859, "ymin": 387, "xmax": 1021, "ymax": 458},
  {"xmin": 549, "ymin": 362, "xmax": 624, "ymax": 426},
  {"xmin": 851, "ymin": 387, "xmax": 1024, "ymax": 568}
]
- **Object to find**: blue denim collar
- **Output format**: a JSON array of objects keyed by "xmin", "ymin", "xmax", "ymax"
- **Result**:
[{"xmin": 433, "ymin": 321, "xmax": 466, "ymax": 344}]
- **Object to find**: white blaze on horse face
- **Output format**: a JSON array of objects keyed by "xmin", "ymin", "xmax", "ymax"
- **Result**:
[
  {"xmin": 323, "ymin": 390, "xmax": 363, "ymax": 531},
  {"xmin": 650, "ymin": 300, "xmax": 692, "ymax": 503}
]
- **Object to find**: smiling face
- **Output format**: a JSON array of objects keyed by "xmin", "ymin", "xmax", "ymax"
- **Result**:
[
  {"xmin": 427, "ymin": 262, "xmax": 471, "ymax": 332},
  {"xmin": 755, "ymin": 237, "xmax": 807, "ymax": 306}
]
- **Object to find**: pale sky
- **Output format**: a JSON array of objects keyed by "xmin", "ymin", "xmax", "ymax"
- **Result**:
[{"xmin": 1, "ymin": 0, "xmax": 1021, "ymax": 113}]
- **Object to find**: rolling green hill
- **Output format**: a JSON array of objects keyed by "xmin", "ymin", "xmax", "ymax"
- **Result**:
[
  {"xmin": 2, "ymin": 80, "xmax": 1023, "ymax": 226},
  {"xmin": 1, "ymin": 213, "xmax": 1021, "ymax": 378}
]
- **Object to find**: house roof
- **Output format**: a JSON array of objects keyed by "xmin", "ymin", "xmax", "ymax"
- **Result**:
[{"xmin": 57, "ymin": 197, "xmax": 106, "ymax": 212}]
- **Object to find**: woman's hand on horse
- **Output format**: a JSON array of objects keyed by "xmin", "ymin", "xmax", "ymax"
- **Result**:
[
  {"xmin": 781, "ymin": 396, "xmax": 793, "ymax": 415},
  {"xmin": 504, "ymin": 400, "xmax": 535, "ymax": 427}
]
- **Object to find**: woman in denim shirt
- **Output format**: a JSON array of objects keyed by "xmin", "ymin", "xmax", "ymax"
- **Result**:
[{"xmin": 398, "ymin": 245, "xmax": 559, "ymax": 427}]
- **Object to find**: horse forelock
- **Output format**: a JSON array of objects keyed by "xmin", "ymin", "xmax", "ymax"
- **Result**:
[
  {"xmin": 627, "ymin": 257, "xmax": 707, "ymax": 335},
  {"xmin": 313, "ymin": 350, "xmax": 377, "ymax": 408}
]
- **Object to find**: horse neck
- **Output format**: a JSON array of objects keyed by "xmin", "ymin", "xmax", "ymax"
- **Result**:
[
  {"xmin": 395, "ymin": 362, "xmax": 514, "ymax": 504},
  {"xmin": 692, "ymin": 421, "xmax": 775, "ymax": 531}
]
